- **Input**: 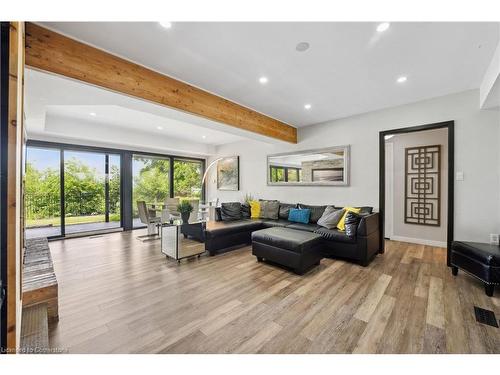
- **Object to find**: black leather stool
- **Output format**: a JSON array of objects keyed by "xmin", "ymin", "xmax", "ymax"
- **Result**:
[{"xmin": 450, "ymin": 241, "xmax": 500, "ymax": 296}]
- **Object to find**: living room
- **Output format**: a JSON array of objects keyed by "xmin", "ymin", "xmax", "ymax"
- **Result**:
[{"xmin": 1, "ymin": 1, "xmax": 500, "ymax": 373}]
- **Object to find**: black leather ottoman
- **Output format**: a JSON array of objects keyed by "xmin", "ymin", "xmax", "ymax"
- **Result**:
[
  {"xmin": 450, "ymin": 241, "xmax": 500, "ymax": 296},
  {"xmin": 252, "ymin": 227, "xmax": 323, "ymax": 275}
]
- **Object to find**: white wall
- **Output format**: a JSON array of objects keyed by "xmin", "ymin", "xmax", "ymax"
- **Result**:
[
  {"xmin": 386, "ymin": 128, "xmax": 448, "ymax": 246},
  {"xmin": 207, "ymin": 89, "xmax": 500, "ymax": 243}
]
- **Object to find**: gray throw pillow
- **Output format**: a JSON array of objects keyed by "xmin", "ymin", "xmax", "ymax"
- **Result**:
[
  {"xmin": 259, "ymin": 201, "xmax": 280, "ymax": 220},
  {"xmin": 317, "ymin": 206, "xmax": 345, "ymax": 229},
  {"xmin": 279, "ymin": 203, "xmax": 296, "ymax": 220}
]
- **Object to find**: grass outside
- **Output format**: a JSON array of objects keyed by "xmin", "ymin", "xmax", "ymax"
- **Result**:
[{"xmin": 27, "ymin": 213, "xmax": 120, "ymax": 228}]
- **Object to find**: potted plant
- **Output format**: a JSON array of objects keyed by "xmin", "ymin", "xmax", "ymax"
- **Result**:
[{"xmin": 177, "ymin": 201, "xmax": 193, "ymax": 224}]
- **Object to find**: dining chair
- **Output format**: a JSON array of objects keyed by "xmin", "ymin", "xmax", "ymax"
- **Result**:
[{"xmin": 136, "ymin": 201, "xmax": 161, "ymax": 241}]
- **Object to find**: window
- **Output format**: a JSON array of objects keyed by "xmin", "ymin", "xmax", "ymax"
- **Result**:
[
  {"xmin": 25, "ymin": 145, "xmax": 122, "ymax": 238},
  {"xmin": 64, "ymin": 150, "xmax": 121, "ymax": 235},
  {"xmin": 25, "ymin": 141, "xmax": 205, "ymax": 234},
  {"xmin": 25, "ymin": 146, "xmax": 62, "ymax": 238},
  {"xmin": 132, "ymin": 155, "xmax": 170, "ymax": 227},
  {"xmin": 174, "ymin": 159, "xmax": 203, "ymax": 200},
  {"xmin": 270, "ymin": 165, "xmax": 301, "ymax": 183}
]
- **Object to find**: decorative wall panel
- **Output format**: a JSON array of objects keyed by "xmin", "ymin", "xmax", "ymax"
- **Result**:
[{"xmin": 405, "ymin": 145, "xmax": 441, "ymax": 226}]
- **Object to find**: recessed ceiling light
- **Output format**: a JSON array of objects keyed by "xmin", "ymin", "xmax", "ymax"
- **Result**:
[
  {"xmin": 157, "ymin": 126, "xmax": 164, "ymax": 130},
  {"xmin": 159, "ymin": 22, "xmax": 172, "ymax": 29},
  {"xmin": 304, "ymin": 104, "xmax": 312, "ymax": 110},
  {"xmin": 397, "ymin": 76, "xmax": 408, "ymax": 83},
  {"xmin": 296, "ymin": 42, "xmax": 310, "ymax": 52},
  {"xmin": 377, "ymin": 22, "xmax": 390, "ymax": 32},
  {"xmin": 259, "ymin": 76, "xmax": 268, "ymax": 84},
  {"xmin": 89, "ymin": 112, "xmax": 96, "ymax": 117},
  {"xmin": 202, "ymin": 135, "xmax": 206, "ymax": 139}
]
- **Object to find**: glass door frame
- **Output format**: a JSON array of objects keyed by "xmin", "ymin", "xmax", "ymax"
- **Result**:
[
  {"xmin": 26, "ymin": 140, "xmax": 206, "ymax": 238},
  {"xmin": 62, "ymin": 148, "xmax": 121, "ymax": 236},
  {"xmin": 132, "ymin": 154, "xmax": 206, "ymax": 229},
  {"xmin": 27, "ymin": 140, "xmax": 125, "ymax": 239}
]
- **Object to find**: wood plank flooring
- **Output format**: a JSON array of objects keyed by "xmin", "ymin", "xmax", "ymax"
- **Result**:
[{"xmin": 47, "ymin": 230, "xmax": 500, "ymax": 353}]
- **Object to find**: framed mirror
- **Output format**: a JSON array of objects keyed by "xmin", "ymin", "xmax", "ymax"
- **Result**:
[{"xmin": 267, "ymin": 146, "xmax": 350, "ymax": 186}]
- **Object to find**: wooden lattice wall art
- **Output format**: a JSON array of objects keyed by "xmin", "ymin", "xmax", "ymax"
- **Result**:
[{"xmin": 405, "ymin": 144, "xmax": 441, "ymax": 226}]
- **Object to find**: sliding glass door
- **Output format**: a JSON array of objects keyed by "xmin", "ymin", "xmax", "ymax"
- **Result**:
[
  {"xmin": 132, "ymin": 154, "xmax": 170, "ymax": 228},
  {"xmin": 132, "ymin": 156, "xmax": 204, "ymax": 228},
  {"xmin": 25, "ymin": 144, "xmax": 122, "ymax": 238},
  {"xmin": 25, "ymin": 146, "xmax": 62, "ymax": 238},
  {"xmin": 63, "ymin": 150, "xmax": 121, "ymax": 235}
]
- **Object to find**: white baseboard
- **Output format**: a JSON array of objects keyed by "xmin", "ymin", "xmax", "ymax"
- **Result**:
[{"xmin": 389, "ymin": 235, "xmax": 447, "ymax": 248}]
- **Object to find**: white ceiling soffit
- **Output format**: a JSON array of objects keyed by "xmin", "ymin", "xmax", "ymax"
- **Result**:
[
  {"xmin": 480, "ymin": 39, "xmax": 500, "ymax": 110},
  {"xmin": 40, "ymin": 21, "xmax": 500, "ymax": 126},
  {"xmin": 25, "ymin": 69, "xmax": 290, "ymax": 156}
]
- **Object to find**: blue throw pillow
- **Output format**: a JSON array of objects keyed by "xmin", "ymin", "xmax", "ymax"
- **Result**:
[{"xmin": 288, "ymin": 208, "xmax": 310, "ymax": 224}]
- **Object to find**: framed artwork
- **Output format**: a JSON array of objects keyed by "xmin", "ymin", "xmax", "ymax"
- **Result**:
[
  {"xmin": 405, "ymin": 144, "xmax": 441, "ymax": 226},
  {"xmin": 217, "ymin": 156, "xmax": 239, "ymax": 191}
]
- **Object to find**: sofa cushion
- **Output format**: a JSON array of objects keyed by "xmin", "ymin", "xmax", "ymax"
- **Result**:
[
  {"xmin": 298, "ymin": 204, "xmax": 327, "ymax": 223},
  {"xmin": 285, "ymin": 222, "xmax": 320, "ymax": 232},
  {"xmin": 220, "ymin": 202, "xmax": 242, "ymax": 221},
  {"xmin": 337, "ymin": 207, "xmax": 361, "ymax": 231},
  {"xmin": 317, "ymin": 206, "xmax": 345, "ymax": 229},
  {"xmin": 261, "ymin": 219, "xmax": 290, "ymax": 228},
  {"xmin": 314, "ymin": 227, "xmax": 356, "ymax": 244},
  {"xmin": 259, "ymin": 200, "xmax": 280, "ymax": 220},
  {"xmin": 206, "ymin": 219, "xmax": 262, "ymax": 238},
  {"xmin": 252, "ymin": 227, "xmax": 322, "ymax": 254},
  {"xmin": 241, "ymin": 203, "xmax": 251, "ymax": 218},
  {"xmin": 288, "ymin": 208, "xmax": 310, "ymax": 224},
  {"xmin": 279, "ymin": 203, "xmax": 297, "ymax": 220},
  {"xmin": 344, "ymin": 212, "xmax": 362, "ymax": 237}
]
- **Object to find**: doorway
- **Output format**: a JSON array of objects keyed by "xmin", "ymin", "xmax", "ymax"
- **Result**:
[
  {"xmin": 25, "ymin": 144, "xmax": 122, "ymax": 239},
  {"xmin": 379, "ymin": 121, "xmax": 454, "ymax": 265}
]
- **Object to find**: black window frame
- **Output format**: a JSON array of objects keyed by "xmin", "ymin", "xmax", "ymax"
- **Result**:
[
  {"xmin": 26, "ymin": 140, "xmax": 206, "ymax": 238},
  {"xmin": 269, "ymin": 165, "xmax": 301, "ymax": 183}
]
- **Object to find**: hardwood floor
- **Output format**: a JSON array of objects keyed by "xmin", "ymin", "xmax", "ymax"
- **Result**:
[{"xmin": 47, "ymin": 230, "xmax": 500, "ymax": 353}]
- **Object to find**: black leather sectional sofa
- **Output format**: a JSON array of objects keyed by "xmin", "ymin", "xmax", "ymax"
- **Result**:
[{"xmin": 204, "ymin": 202, "xmax": 381, "ymax": 267}]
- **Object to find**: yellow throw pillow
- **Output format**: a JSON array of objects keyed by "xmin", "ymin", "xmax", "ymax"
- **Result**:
[
  {"xmin": 249, "ymin": 200, "xmax": 261, "ymax": 219},
  {"xmin": 337, "ymin": 207, "xmax": 361, "ymax": 231}
]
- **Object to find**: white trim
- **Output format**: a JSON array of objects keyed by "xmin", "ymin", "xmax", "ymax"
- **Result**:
[
  {"xmin": 390, "ymin": 235, "xmax": 446, "ymax": 248},
  {"xmin": 384, "ymin": 142, "xmax": 394, "ymax": 239}
]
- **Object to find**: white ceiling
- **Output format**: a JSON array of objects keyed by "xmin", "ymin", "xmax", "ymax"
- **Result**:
[
  {"xmin": 25, "ymin": 69, "xmax": 253, "ymax": 155},
  {"xmin": 40, "ymin": 22, "xmax": 500, "ymax": 127}
]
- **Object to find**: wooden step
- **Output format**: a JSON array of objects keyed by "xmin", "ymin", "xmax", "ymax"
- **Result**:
[{"xmin": 20, "ymin": 303, "xmax": 49, "ymax": 354}]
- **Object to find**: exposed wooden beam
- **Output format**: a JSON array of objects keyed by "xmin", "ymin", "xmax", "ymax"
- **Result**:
[{"xmin": 25, "ymin": 23, "xmax": 297, "ymax": 143}]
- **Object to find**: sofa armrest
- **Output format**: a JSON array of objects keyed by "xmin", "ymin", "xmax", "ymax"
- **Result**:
[{"xmin": 357, "ymin": 212, "xmax": 379, "ymax": 237}]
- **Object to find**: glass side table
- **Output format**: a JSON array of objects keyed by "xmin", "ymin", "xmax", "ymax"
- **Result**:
[{"xmin": 161, "ymin": 219, "xmax": 206, "ymax": 263}]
